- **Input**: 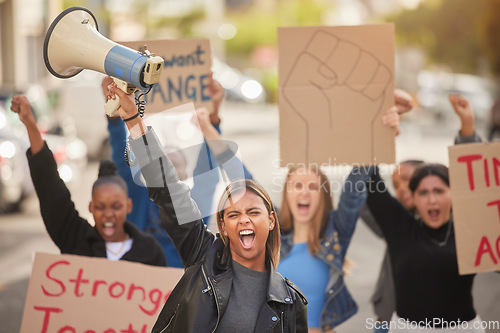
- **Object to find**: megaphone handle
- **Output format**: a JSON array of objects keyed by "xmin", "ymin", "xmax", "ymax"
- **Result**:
[{"xmin": 104, "ymin": 78, "xmax": 130, "ymax": 117}]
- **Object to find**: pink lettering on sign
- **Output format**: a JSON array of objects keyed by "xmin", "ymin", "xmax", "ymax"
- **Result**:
[
  {"xmin": 457, "ymin": 155, "xmax": 500, "ymax": 191},
  {"xmin": 39, "ymin": 261, "xmax": 172, "ymax": 315},
  {"xmin": 34, "ymin": 305, "xmax": 150, "ymax": 333},
  {"xmin": 42, "ymin": 260, "xmax": 70, "ymax": 297},
  {"xmin": 474, "ymin": 235, "xmax": 500, "ymax": 267},
  {"xmin": 488, "ymin": 200, "xmax": 500, "ymax": 223}
]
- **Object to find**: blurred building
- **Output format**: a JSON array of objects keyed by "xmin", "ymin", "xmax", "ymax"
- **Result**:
[{"xmin": 0, "ymin": 0, "xmax": 62, "ymax": 94}]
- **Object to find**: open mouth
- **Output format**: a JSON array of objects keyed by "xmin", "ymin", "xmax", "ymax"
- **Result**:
[
  {"xmin": 102, "ymin": 221, "xmax": 116, "ymax": 238},
  {"xmin": 239, "ymin": 229, "xmax": 255, "ymax": 249},
  {"xmin": 297, "ymin": 201, "xmax": 310, "ymax": 215},
  {"xmin": 428, "ymin": 209, "xmax": 440, "ymax": 220}
]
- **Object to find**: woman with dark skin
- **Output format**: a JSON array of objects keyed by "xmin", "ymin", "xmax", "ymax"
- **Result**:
[{"xmin": 10, "ymin": 95, "xmax": 165, "ymax": 266}]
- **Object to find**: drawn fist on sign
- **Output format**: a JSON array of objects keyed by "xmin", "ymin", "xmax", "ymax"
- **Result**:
[{"xmin": 282, "ymin": 31, "xmax": 391, "ymax": 164}]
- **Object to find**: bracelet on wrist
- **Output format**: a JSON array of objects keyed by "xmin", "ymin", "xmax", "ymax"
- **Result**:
[{"xmin": 123, "ymin": 112, "xmax": 140, "ymax": 122}]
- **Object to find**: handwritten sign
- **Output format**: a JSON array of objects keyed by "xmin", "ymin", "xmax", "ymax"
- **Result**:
[
  {"xmin": 20, "ymin": 252, "xmax": 183, "ymax": 333},
  {"xmin": 448, "ymin": 142, "xmax": 500, "ymax": 274},
  {"xmin": 121, "ymin": 39, "xmax": 212, "ymax": 114},
  {"xmin": 278, "ymin": 24, "xmax": 395, "ymax": 166}
]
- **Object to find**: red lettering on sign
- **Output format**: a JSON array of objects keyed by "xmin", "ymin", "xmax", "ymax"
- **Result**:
[
  {"xmin": 475, "ymin": 236, "xmax": 499, "ymax": 266},
  {"xmin": 34, "ymin": 306, "xmax": 62, "ymax": 333},
  {"xmin": 484, "ymin": 159, "xmax": 490, "ymax": 187},
  {"xmin": 92, "ymin": 279, "xmax": 107, "ymax": 296},
  {"xmin": 457, "ymin": 154, "xmax": 482, "ymax": 191},
  {"xmin": 42, "ymin": 261, "xmax": 70, "ymax": 297},
  {"xmin": 127, "ymin": 283, "xmax": 146, "ymax": 302},
  {"xmin": 69, "ymin": 268, "xmax": 89, "ymax": 297},
  {"xmin": 494, "ymin": 157, "xmax": 500, "ymax": 186},
  {"xmin": 109, "ymin": 281, "xmax": 126, "ymax": 298},
  {"xmin": 139, "ymin": 288, "xmax": 163, "ymax": 316},
  {"xmin": 57, "ymin": 326, "xmax": 76, "ymax": 333},
  {"xmin": 121, "ymin": 323, "xmax": 138, "ymax": 333},
  {"xmin": 488, "ymin": 200, "xmax": 500, "ymax": 223}
]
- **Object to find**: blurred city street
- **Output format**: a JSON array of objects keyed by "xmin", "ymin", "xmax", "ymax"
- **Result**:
[{"xmin": 1, "ymin": 100, "xmax": 499, "ymax": 332}]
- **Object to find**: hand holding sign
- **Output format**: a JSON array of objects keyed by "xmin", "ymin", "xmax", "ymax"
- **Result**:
[
  {"xmin": 449, "ymin": 142, "xmax": 500, "ymax": 274},
  {"xmin": 394, "ymin": 88, "xmax": 413, "ymax": 114}
]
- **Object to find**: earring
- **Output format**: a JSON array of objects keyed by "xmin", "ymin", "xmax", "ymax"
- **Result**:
[
  {"xmin": 224, "ymin": 232, "xmax": 227, "ymax": 235},
  {"xmin": 269, "ymin": 225, "xmax": 273, "ymax": 229}
]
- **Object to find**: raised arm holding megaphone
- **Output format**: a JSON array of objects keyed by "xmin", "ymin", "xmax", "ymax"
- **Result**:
[{"xmin": 43, "ymin": 6, "xmax": 163, "ymax": 116}]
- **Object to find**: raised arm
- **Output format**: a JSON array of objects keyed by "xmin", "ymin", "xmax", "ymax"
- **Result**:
[
  {"xmin": 11, "ymin": 95, "xmax": 93, "ymax": 252},
  {"xmin": 10, "ymin": 96, "xmax": 43, "ymax": 154},
  {"xmin": 334, "ymin": 166, "xmax": 373, "ymax": 250},
  {"xmin": 106, "ymin": 83, "xmax": 213, "ymax": 266},
  {"xmin": 449, "ymin": 94, "xmax": 483, "ymax": 144},
  {"xmin": 364, "ymin": 101, "xmax": 411, "ymax": 241},
  {"xmin": 102, "ymin": 75, "xmax": 153, "ymax": 231},
  {"xmin": 365, "ymin": 169, "xmax": 411, "ymax": 241},
  {"xmin": 191, "ymin": 75, "xmax": 253, "ymax": 224},
  {"xmin": 335, "ymin": 103, "xmax": 401, "ymax": 247}
]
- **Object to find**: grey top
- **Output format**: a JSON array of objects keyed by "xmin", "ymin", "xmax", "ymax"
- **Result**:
[{"xmin": 216, "ymin": 259, "xmax": 269, "ymax": 333}]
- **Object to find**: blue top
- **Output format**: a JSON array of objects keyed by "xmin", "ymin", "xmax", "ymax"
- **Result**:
[
  {"xmin": 278, "ymin": 242, "xmax": 329, "ymax": 328},
  {"xmin": 280, "ymin": 166, "xmax": 373, "ymax": 331}
]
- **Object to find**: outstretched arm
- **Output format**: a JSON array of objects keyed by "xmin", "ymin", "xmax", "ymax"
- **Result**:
[
  {"xmin": 102, "ymin": 75, "xmax": 152, "ymax": 230},
  {"xmin": 10, "ymin": 96, "xmax": 43, "ymax": 154},
  {"xmin": 191, "ymin": 75, "xmax": 253, "ymax": 223},
  {"xmin": 11, "ymin": 95, "xmax": 92, "ymax": 253},
  {"xmin": 106, "ymin": 83, "xmax": 212, "ymax": 266},
  {"xmin": 335, "ymin": 105, "xmax": 401, "ymax": 248},
  {"xmin": 449, "ymin": 94, "xmax": 483, "ymax": 144}
]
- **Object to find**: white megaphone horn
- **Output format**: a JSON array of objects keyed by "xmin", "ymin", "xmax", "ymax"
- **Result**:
[{"xmin": 43, "ymin": 6, "xmax": 164, "ymax": 116}]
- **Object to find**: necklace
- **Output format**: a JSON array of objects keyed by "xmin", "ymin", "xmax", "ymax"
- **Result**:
[
  {"xmin": 421, "ymin": 220, "xmax": 452, "ymax": 247},
  {"xmin": 106, "ymin": 234, "xmax": 130, "ymax": 256}
]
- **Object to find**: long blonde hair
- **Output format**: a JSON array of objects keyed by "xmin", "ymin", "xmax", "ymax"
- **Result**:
[
  {"xmin": 279, "ymin": 166, "xmax": 334, "ymax": 255},
  {"xmin": 216, "ymin": 179, "xmax": 281, "ymax": 269}
]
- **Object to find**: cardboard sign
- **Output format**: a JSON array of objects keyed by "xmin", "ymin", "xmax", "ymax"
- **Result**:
[
  {"xmin": 448, "ymin": 142, "xmax": 500, "ymax": 274},
  {"xmin": 121, "ymin": 39, "xmax": 212, "ymax": 114},
  {"xmin": 278, "ymin": 24, "xmax": 395, "ymax": 166},
  {"xmin": 20, "ymin": 252, "xmax": 183, "ymax": 333}
]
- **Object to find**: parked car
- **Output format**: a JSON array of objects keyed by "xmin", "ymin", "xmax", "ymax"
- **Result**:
[
  {"xmin": 416, "ymin": 70, "xmax": 496, "ymax": 123},
  {"xmin": 0, "ymin": 97, "xmax": 88, "ymax": 213},
  {"xmin": 212, "ymin": 58, "xmax": 267, "ymax": 104}
]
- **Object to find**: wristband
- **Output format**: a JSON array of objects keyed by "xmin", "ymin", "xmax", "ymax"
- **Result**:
[{"xmin": 123, "ymin": 112, "xmax": 140, "ymax": 122}]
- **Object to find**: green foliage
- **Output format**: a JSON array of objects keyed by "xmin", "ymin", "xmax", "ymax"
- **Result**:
[
  {"xmin": 147, "ymin": 8, "xmax": 205, "ymax": 37},
  {"xmin": 388, "ymin": 0, "xmax": 486, "ymax": 73},
  {"xmin": 479, "ymin": 0, "xmax": 500, "ymax": 78},
  {"xmin": 387, "ymin": 0, "xmax": 489, "ymax": 74},
  {"xmin": 226, "ymin": 0, "xmax": 329, "ymax": 57},
  {"xmin": 225, "ymin": 0, "xmax": 330, "ymax": 100}
]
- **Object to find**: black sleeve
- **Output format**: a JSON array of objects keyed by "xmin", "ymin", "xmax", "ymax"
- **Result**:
[
  {"xmin": 359, "ymin": 204, "xmax": 384, "ymax": 238},
  {"xmin": 366, "ymin": 170, "xmax": 412, "ymax": 244},
  {"xmin": 27, "ymin": 142, "xmax": 93, "ymax": 253},
  {"xmin": 129, "ymin": 129, "xmax": 214, "ymax": 267}
]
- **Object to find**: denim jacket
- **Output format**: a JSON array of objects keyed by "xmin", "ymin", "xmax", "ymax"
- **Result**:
[{"xmin": 280, "ymin": 167, "xmax": 372, "ymax": 331}]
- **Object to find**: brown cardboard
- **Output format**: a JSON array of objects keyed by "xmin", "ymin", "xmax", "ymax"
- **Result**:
[
  {"xmin": 278, "ymin": 25, "xmax": 395, "ymax": 166},
  {"xmin": 20, "ymin": 253, "xmax": 183, "ymax": 332},
  {"xmin": 121, "ymin": 39, "xmax": 213, "ymax": 114},
  {"xmin": 448, "ymin": 142, "xmax": 500, "ymax": 274}
]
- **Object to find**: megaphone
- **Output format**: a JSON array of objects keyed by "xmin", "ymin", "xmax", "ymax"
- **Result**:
[{"xmin": 43, "ymin": 6, "xmax": 164, "ymax": 116}]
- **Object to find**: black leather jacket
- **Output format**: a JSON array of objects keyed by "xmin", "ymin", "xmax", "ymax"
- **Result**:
[{"xmin": 129, "ymin": 130, "xmax": 308, "ymax": 333}]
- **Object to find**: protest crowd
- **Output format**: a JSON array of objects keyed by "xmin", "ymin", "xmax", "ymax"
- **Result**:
[{"xmin": 3, "ymin": 4, "xmax": 500, "ymax": 333}]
